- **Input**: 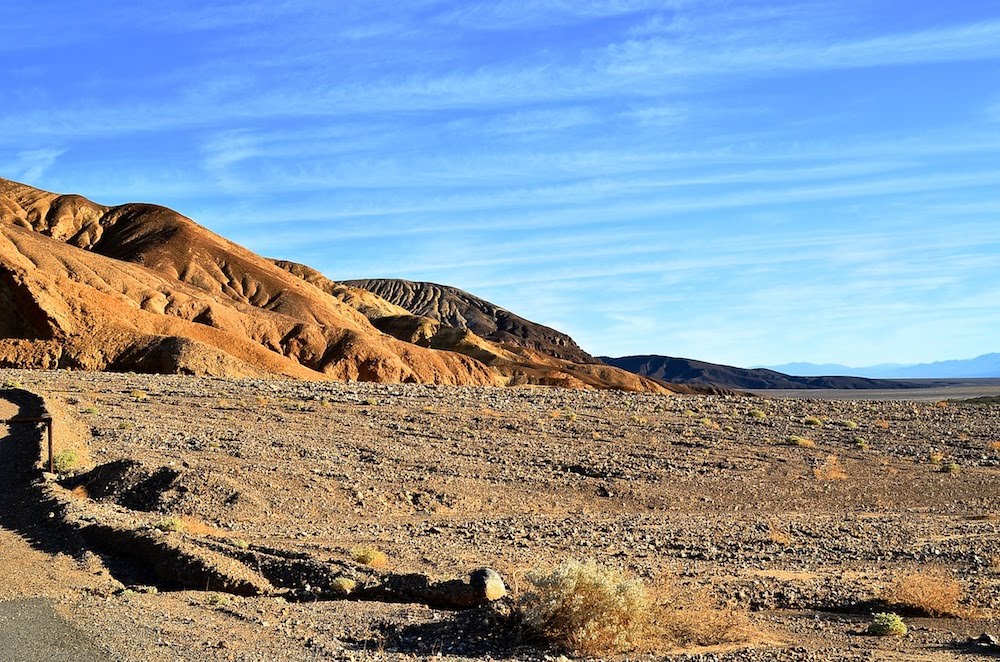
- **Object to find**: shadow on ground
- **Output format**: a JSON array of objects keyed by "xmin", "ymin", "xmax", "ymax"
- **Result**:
[
  {"xmin": 343, "ymin": 599, "xmax": 536, "ymax": 659},
  {"xmin": 0, "ymin": 388, "xmax": 159, "ymax": 589}
]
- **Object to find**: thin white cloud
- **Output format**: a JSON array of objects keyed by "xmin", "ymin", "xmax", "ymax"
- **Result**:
[{"xmin": 3, "ymin": 148, "xmax": 66, "ymax": 182}]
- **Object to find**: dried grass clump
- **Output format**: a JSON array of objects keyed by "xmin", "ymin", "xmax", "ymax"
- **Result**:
[
  {"xmin": 813, "ymin": 455, "xmax": 847, "ymax": 481},
  {"xmin": 521, "ymin": 560, "xmax": 749, "ymax": 657},
  {"xmin": 521, "ymin": 560, "xmax": 651, "ymax": 656},
  {"xmin": 787, "ymin": 435, "xmax": 815, "ymax": 448},
  {"xmin": 886, "ymin": 569, "xmax": 964, "ymax": 617},
  {"xmin": 154, "ymin": 516, "xmax": 185, "ymax": 533},
  {"xmin": 351, "ymin": 546, "xmax": 388, "ymax": 568}
]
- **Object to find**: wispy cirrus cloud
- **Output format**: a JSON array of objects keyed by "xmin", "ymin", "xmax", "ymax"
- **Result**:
[{"xmin": 2, "ymin": 148, "xmax": 66, "ymax": 183}]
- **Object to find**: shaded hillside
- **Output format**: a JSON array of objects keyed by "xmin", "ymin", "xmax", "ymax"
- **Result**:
[
  {"xmin": 602, "ymin": 355, "xmax": 924, "ymax": 390},
  {"xmin": 0, "ymin": 177, "xmax": 670, "ymax": 393},
  {"xmin": 344, "ymin": 278, "xmax": 595, "ymax": 364},
  {"xmin": 277, "ymin": 261, "xmax": 670, "ymax": 393}
]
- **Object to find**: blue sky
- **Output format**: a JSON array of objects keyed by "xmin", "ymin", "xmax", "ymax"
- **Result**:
[{"xmin": 2, "ymin": 1, "xmax": 999, "ymax": 367}]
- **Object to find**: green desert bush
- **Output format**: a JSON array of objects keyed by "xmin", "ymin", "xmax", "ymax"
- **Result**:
[
  {"xmin": 154, "ymin": 516, "xmax": 185, "ymax": 533},
  {"xmin": 52, "ymin": 449, "xmax": 78, "ymax": 473},
  {"xmin": 749, "ymin": 409, "xmax": 766, "ymax": 420},
  {"xmin": 803, "ymin": 416, "xmax": 823, "ymax": 427},
  {"xmin": 868, "ymin": 612, "xmax": 907, "ymax": 636}
]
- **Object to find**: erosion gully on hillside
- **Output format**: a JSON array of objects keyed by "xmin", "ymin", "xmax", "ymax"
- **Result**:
[{"xmin": 1, "ymin": 368, "xmax": 998, "ymax": 661}]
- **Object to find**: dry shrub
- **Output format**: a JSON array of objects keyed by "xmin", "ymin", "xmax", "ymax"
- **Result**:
[
  {"xmin": 813, "ymin": 455, "xmax": 847, "ymax": 481},
  {"xmin": 351, "ymin": 545, "xmax": 388, "ymax": 568},
  {"xmin": 988, "ymin": 441, "xmax": 1000, "ymax": 453},
  {"xmin": 70, "ymin": 484, "xmax": 90, "ymax": 500},
  {"xmin": 520, "ymin": 560, "xmax": 749, "ymax": 657},
  {"xmin": 521, "ymin": 560, "xmax": 650, "ymax": 656},
  {"xmin": 874, "ymin": 419, "xmax": 890, "ymax": 430},
  {"xmin": 886, "ymin": 569, "xmax": 964, "ymax": 617},
  {"xmin": 787, "ymin": 435, "xmax": 815, "ymax": 448}
]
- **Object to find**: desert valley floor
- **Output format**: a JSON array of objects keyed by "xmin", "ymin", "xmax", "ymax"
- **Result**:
[{"xmin": 1, "ymin": 368, "xmax": 999, "ymax": 661}]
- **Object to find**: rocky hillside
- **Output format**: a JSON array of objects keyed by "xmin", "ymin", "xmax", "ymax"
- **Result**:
[
  {"xmin": 602, "ymin": 355, "xmax": 925, "ymax": 390},
  {"xmin": 0, "ymin": 177, "xmax": 668, "ymax": 393},
  {"xmin": 344, "ymin": 278, "xmax": 595, "ymax": 364}
]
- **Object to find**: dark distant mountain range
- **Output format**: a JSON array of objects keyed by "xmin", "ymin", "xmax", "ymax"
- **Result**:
[
  {"xmin": 600, "ymin": 355, "xmax": 924, "ymax": 391},
  {"xmin": 761, "ymin": 353, "xmax": 1000, "ymax": 379}
]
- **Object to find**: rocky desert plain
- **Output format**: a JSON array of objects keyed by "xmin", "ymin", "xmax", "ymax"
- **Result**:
[
  {"xmin": 2, "ymin": 369, "xmax": 999, "ymax": 661},
  {"xmin": 1, "ymin": 177, "xmax": 999, "ymax": 660}
]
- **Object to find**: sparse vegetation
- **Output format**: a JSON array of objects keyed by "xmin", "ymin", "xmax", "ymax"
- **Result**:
[
  {"xmin": 837, "ymin": 419, "xmax": 858, "ymax": 429},
  {"xmin": 749, "ymin": 409, "xmax": 766, "ymax": 420},
  {"xmin": 874, "ymin": 419, "xmax": 890, "ymax": 430},
  {"xmin": 521, "ymin": 559, "xmax": 750, "ymax": 656},
  {"xmin": 787, "ymin": 435, "xmax": 815, "ymax": 448},
  {"xmin": 941, "ymin": 462, "xmax": 960, "ymax": 474},
  {"xmin": 886, "ymin": 569, "xmax": 964, "ymax": 617},
  {"xmin": 350, "ymin": 545, "xmax": 388, "ymax": 568},
  {"xmin": 803, "ymin": 416, "xmax": 823, "ymax": 427},
  {"xmin": 928, "ymin": 451, "xmax": 945, "ymax": 464},
  {"xmin": 129, "ymin": 389, "xmax": 148, "ymax": 401},
  {"xmin": 520, "ymin": 559, "xmax": 651, "ymax": 656},
  {"xmin": 700, "ymin": 417, "xmax": 719, "ymax": 430},
  {"xmin": 868, "ymin": 612, "xmax": 907, "ymax": 636},
  {"xmin": 331, "ymin": 577, "xmax": 357, "ymax": 596},
  {"xmin": 2, "ymin": 379, "xmax": 23, "ymax": 389},
  {"xmin": 154, "ymin": 517, "xmax": 185, "ymax": 533},
  {"xmin": 52, "ymin": 449, "xmax": 78, "ymax": 473},
  {"xmin": 853, "ymin": 436, "xmax": 868, "ymax": 449},
  {"xmin": 81, "ymin": 406, "xmax": 97, "ymax": 414},
  {"xmin": 206, "ymin": 593, "xmax": 231, "ymax": 606}
]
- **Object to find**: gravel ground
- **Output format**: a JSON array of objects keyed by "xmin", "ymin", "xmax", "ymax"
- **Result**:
[{"xmin": 2, "ymin": 368, "xmax": 998, "ymax": 661}]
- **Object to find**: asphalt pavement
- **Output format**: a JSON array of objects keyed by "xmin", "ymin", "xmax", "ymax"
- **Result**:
[{"xmin": 0, "ymin": 598, "xmax": 107, "ymax": 661}]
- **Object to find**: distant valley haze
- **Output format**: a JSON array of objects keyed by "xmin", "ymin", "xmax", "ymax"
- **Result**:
[
  {"xmin": 2, "ymin": 1, "xmax": 998, "ymax": 369},
  {"xmin": 759, "ymin": 352, "xmax": 1000, "ymax": 379}
]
